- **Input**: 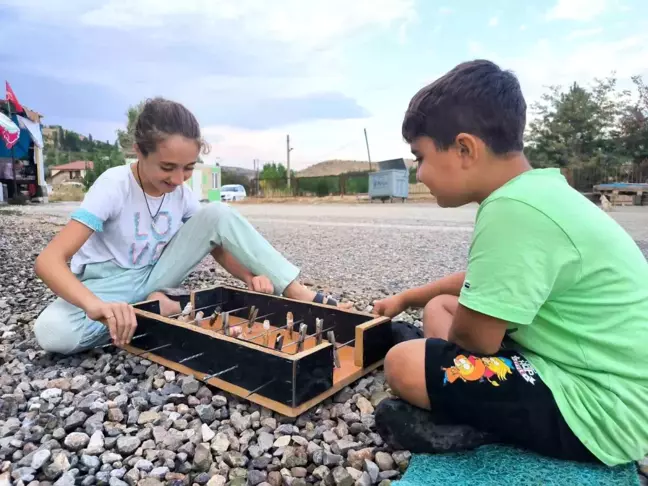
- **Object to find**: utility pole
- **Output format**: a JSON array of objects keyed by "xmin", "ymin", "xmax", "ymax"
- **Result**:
[
  {"xmin": 364, "ymin": 128, "xmax": 372, "ymax": 172},
  {"xmin": 286, "ymin": 134, "xmax": 293, "ymax": 189}
]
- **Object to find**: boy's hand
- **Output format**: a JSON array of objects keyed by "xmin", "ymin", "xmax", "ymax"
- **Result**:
[{"xmin": 373, "ymin": 294, "xmax": 407, "ymax": 318}]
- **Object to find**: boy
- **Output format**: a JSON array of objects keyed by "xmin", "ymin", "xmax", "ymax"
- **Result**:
[{"xmin": 373, "ymin": 59, "xmax": 648, "ymax": 467}]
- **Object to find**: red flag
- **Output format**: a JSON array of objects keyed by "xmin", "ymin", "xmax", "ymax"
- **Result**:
[
  {"xmin": 0, "ymin": 112, "xmax": 19, "ymax": 149},
  {"xmin": 5, "ymin": 82, "xmax": 24, "ymax": 113}
]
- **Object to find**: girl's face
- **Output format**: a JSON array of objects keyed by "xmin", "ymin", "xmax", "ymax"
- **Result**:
[{"xmin": 137, "ymin": 134, "xmax": 200, "ymax": 195}]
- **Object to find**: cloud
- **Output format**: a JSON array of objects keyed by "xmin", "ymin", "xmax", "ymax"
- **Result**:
[
  {"xmin": 438, "ymin": 6, "xmax": 453, "ymax": 15},
  {"xmin": 567, "ymin": 28, "xmax": 604, "ymax": 40},
  {"xmin": 489, "ymin": 16, "xmax": 499, "ymax": 27},
  {"xmin": 546, "ymin": 0, "xmax": 608, "ymax": 21},
  {"xmin": 519, "ymin": 24, "xmax": 528, "ymax": 31}
]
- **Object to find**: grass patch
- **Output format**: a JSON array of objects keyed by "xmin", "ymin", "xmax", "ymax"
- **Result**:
[{"xmin": 49, "ymin": 184, "xmax": 86, "ymax": 202}]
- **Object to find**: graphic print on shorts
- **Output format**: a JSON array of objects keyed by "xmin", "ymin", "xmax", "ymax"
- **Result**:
[{"xmin": 442, "ymin": 354, "xmax": 513, "ymax": 387}]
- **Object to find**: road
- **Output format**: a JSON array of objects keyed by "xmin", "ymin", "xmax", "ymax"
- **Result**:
[{"xmin": 2, "ymin": 201, "xmax": 647, "ymax": 299}]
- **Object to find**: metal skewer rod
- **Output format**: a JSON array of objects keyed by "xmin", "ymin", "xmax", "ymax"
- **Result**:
[
  {"xmin": 168, "ymin": 301, "xmax": 224, "ymax": 319},
  {"xmin": 281, "ymin": 326, "xmax": 335, "ymax": 350},
  {"xmin": 135, "ymin": 343, "xmax": 171, "ymax": 357},
  {"xmin": 246, "ymin": 319, "xmax": 304, "ymax": 341},
  {"xmin": 336, "ymin": 338, "xmax": 356, "ymax": 349},
  {"xmin": 216, "ymin": 311, "xmax": 276, "ymax": 335},
  {"xmin": 245, "ymin": 378, "xmax": 277, "ymax": 398},
  {"xmin": 203, "ymin": 364, "xmax": 239, "ymax": 380},
  {"xmin": 178, "ymin": 352, "xmax": 205, "ymax": 364},
  {"xmin": 95, "ymin": 333, "xmax": 149, "ymax": 349}
]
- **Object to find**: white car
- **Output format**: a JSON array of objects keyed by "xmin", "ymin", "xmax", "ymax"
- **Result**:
[{"xmin": 220, "ymin": 184, "xmax": 247, "ymax": 202}]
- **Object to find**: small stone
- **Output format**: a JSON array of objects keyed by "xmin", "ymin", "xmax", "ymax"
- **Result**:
[
  {"xmin": 31, "ymin": 449, "xmax": 51, "ymax": 470},
  {"xmin": 230, "ymin": 412, "xmax": 251, "ymax": 433},
  {"xmin": 116, "ymin": 436, "xmax": 141, "ymax": 455},
  {"xmin": 331, "ymin": 440, "xmax": 359, "ymax": 456},
  {"xmin": 206, "ymin": 475, "xmax": 226, "ymax": 486},
  {"xmin": 81, "ymin": 454, "xmax": 100, "ymax": 469},
  {"xmin": 210, "ymin": 433, "xmax": 230, "ymax": 453},
  {"xmin": 63, "ymin": 410, "xmax": 88, "ymax": 431},
  {"xmin": 193, "ymin": 444, "xmax": 212, "ymax": 471},
  {"xmin": 364, "ymin": 459, "xmax": 379, "ymax": 483},
  {"xmin": 348, "ymin": 449, "xmax": 374, "ymax": 470},
  {"xmin": 356, "ymin": 397, "xmax": 374, "ymax": 415},
  {"xmin": 356, "ymin": 471, "xmax": 372, "ymax": 486},
  {"xmin": 248, "ymin": 470, "xmax": 267, "ymax": 486},
  {"xmin": 180, "ymin": 377, "xmax": 200, "ymax": 395},
  {"xmin": 201, "ymin": 424, "xmax": 215, "ymax": 442},
  {"xmin": 64, "ymin": 432, "xmax": 90, "ymax": 451},
  {"xmin": 223, "ymin": 451, "xmax": 248, "ymax": 468},
  {"xmin": 273, "ymin": 436, "xmax": 291, "ymax": 448},
  {"xmin": 86, "ymin": 430, "xmax": 105, "ymax": 455},
  {"xmin": 107, "ymin": 408, "xmax": 124, "ymax": 422},
  {"xmin": 40, "ymin": 388, "xmax": 62, "ymax": 401},
  {"xmin": 164, "ymin": 371, "xmax": 176, "ymax": 381},
  {"xmin": 391, "ymin": 451, "xmax": 411, "ymax": 472},
  {"xmin": 374, "ymin": 452, "xmax": 394, "ymax": 471},
  {"xmin": 211, "ymin": 395, "xmax": 227, "ymax": 408},
  {"xmin": 53, "ymin": 472, "xmax": 75, "ymax": 486},
  {"xmin": 137, "ymin": 411, "xmax": 160, "ymax": 425},
  {"xmin": 195, "ymin": 405, "xmax": 216, "ymax": 423},
  {"xmin": 331, "ymin": 466, "xmax": 353, "ymax": 486},
  {"xmin": 149, "ymin": 466, "xmax": 169, "ymax": 479},
  {"xmin": 258, "ymin": 432, "xmax": 274, "ymax": 451},
  {"xmin": 370, "ymin": 391, "xmax": 390, "ymax": 407},
  {"xmin": 313, "ymin": 465, "xmax": 330, "ymax": 480},
  {"xmin": 138, "ymin": 479, "xmax": 163, "ymax": 486}
]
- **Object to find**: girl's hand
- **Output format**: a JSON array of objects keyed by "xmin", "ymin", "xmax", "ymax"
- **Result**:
[
  {"xmin": 85, "ymin": 300, "xmax": 137, "ymax": 346},
  {"xmin": 247, "ymin": 275, "xmax": 274, "ymax": 294}
]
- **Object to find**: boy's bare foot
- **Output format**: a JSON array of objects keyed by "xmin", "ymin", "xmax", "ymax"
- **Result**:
[{"xmin": 147, "ymin": 291, "xmax": 182, "ymax": 317}]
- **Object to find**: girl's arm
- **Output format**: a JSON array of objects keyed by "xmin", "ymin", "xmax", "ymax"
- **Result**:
[
  {"xmin": 35, "ymin": 221, "xmax": 100, "ymax": 311},
  {"xmin": 34, "ymin": 221, "xmax": 137, "ymax": 346}
]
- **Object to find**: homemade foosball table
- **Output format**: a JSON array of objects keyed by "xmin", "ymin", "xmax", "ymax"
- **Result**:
[{"xmin": 120, "ymin": 286, "xmax": 393, "ymax": 416}]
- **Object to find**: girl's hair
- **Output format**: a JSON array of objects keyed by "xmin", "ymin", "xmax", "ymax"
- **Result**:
[{"xmin": 134, "ymin": 97, "xmax": 210, "ymax": 157}]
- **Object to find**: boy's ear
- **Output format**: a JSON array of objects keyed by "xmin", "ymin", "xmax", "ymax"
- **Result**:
[{"xmin": 455, "ymin": 133, "xmax": 481, "ymax": 168}]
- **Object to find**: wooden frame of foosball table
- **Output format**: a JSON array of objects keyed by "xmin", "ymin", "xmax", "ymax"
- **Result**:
[{"xmin": 122, "ymin": 285, "xmax": 393, "ymax": 417}]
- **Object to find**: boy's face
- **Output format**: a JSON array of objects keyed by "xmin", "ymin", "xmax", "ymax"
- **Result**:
[{"xmin": 411, "ymin": 135, "xmax": 476, "ymax": 208}]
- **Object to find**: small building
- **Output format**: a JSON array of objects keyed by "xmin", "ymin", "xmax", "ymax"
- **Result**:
[
  {"xmin": 49, "ymin": 160, "xmax": 94, "ymax": 185},
  {"xmin": 185, "ymin": 162, "xmax": 221, "ymax": 202}
]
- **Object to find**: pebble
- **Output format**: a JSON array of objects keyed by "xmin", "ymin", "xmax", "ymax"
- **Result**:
[{"xmin": 0, "ymin": 211, "xmax": 504, "ymax": 486}]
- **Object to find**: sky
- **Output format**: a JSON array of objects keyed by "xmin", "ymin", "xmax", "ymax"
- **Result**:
[{"xmin": 1, "ymin": 0, "xmax": 648, "ymax": 171}]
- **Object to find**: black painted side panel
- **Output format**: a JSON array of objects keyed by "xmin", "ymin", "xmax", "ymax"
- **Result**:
[
  {"xmin": 293, "ymin": 345, "xmax": 334, "ymax": 407},
  {"xmin": 133, "ymin": 314, "xmax": 294, "ymax": 405},
  {"xmin": 361, "ymin": 321, "xmax": 393, "ymax": 367},
  {"xmin": 133, "ymin": 300, "xmax": 161, "ymax": 314}
]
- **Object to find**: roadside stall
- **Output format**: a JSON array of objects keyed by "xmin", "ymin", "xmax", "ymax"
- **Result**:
[{"xmin": 0, "ymin": 82, "xmax": 47, "ymax": 204}]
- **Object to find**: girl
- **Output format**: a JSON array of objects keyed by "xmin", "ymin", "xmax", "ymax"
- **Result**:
[{"xmin": 34, "ymin": 97, "xmax": 345, "ymax": 355}]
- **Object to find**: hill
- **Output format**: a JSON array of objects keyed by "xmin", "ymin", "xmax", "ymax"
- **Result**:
[
  {"xmin": 220, "ymin": 165, "xmax": 255, "ymax": 180},
  {"xmin": 296, "ymin": 159, "xmax": 416, "ymax": 178}
]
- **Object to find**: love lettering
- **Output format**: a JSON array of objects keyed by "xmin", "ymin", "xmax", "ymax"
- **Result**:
[{"xmin": 130, "ymin": 211, "xmax": 172, "ymax": 265}]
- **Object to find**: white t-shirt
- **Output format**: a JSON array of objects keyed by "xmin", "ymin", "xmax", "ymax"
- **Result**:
[{"xmin": 69, "ymin": 164, "xmax": 201, "ymax": 274}]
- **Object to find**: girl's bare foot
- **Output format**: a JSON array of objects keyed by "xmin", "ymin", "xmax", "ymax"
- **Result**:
[
  {"xmin": 147, "ymin": 291, "xmax": 182, "ymax": 317},
  {"xmin": 283, "ymin": 282, "xmax": 354, "ymax": 310}
]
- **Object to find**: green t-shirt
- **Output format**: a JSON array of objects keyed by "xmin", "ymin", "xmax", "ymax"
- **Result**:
[{"xmin": 458, "ymin": 168, "xmax": 648, "ymax": 466}]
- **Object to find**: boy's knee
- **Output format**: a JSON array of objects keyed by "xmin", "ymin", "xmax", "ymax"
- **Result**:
[
  {"xmin": 424, "ymin": 294, "xmax": 458, "ymax": 316},
  {"xmin": 384, "ymin": 340, "xmax": 430, "ymax": 409}
]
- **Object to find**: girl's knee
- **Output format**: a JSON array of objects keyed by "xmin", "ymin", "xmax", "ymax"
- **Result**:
[
  {"xmin": 33, "ymin": 303, "xmax": 86, "ymax": 355},
  {"xmin": 198, "ymin": 201, "xmax": 233, "ymax": 223}
]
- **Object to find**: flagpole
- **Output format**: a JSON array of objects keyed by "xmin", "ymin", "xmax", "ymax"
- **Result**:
[{"xmin": 5, "ymin": 98, "xmax": 17, "ymax": 202}]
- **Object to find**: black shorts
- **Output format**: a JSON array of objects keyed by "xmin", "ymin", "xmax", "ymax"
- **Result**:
[{"xmin": 425, "ymin": 338, "xmax": 600, "ymax": 464}]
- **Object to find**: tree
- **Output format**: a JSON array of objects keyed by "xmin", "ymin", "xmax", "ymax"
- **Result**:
[
  {"xmin": 116, "ymin": 102, "xmax": 145, "ymax": 153},
  {"xmin": 82, "ymin": 151, "xmax": 125, "ymax": 190},
  {"xmin": 525, "ymin": 75, "xmax": 628, "ymax": 168},
  {"xmin": 619, "ymin": 76, "xmax": 648, "ymax": 167}
]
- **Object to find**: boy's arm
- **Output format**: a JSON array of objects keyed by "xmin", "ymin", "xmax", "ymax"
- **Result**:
[
  {"xmin": 373, "ymin": 272, "xmax": 465, "ymax": 317},
  {"xmin": 401, "ymin": 272, "xmax": 466, "ymax": 306},
  {"xmin": 446, "ymin": 197, "xmax": 580, "ymax": 355}
]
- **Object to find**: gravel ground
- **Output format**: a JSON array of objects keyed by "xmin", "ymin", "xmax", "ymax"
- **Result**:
[{"xmin": 0, "ymin": 202, "xmax": 647, "ymax": 486}]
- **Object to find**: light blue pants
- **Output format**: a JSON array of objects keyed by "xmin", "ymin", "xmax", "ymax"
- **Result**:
[{"xmin": 33, "ymin": 202, "xmax": 300, "ymax": 355}]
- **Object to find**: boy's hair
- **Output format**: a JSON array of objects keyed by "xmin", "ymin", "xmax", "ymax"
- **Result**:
[
  {"xmin": 402, "ymin": 59, "xmax": 526, "ymax": 155},
  {"xmin": 135, "ymin": 97, "xmax": 209, "ymax": 156}
]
